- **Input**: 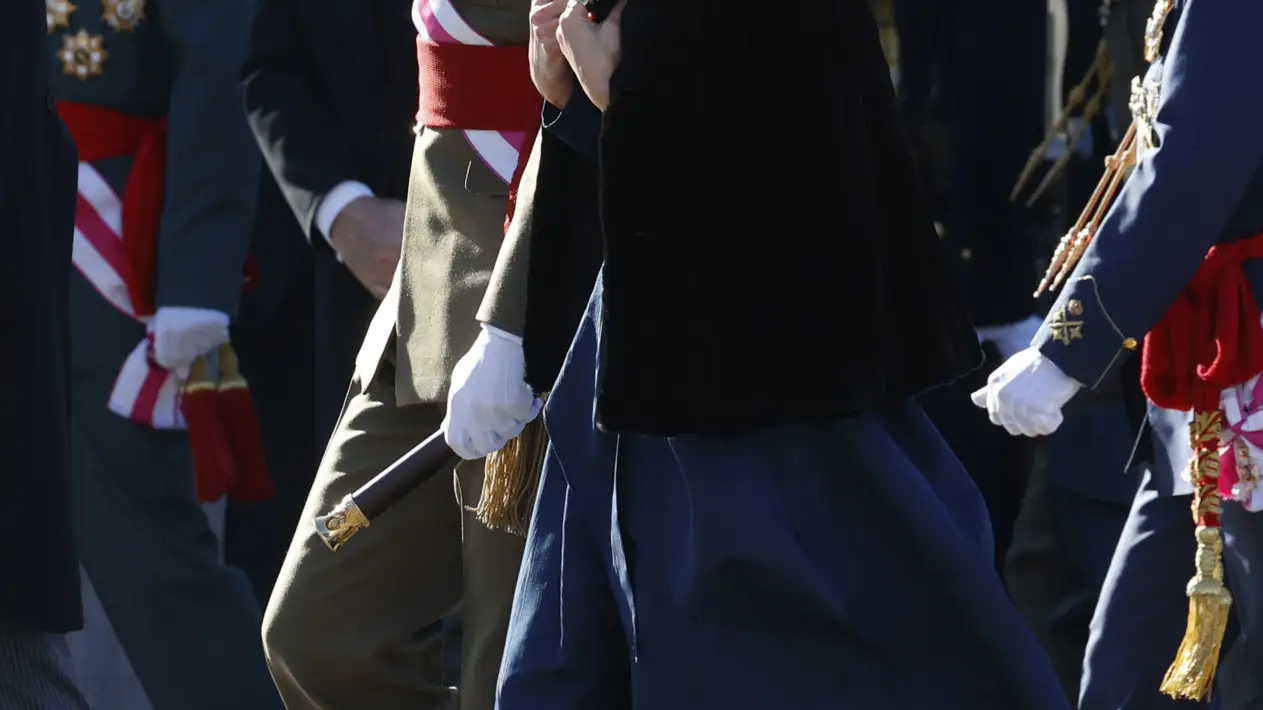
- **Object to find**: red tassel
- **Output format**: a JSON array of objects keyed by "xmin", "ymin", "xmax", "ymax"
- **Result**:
[
  {"xmin": 217, "ymin": 345, "xmax": 276, "ymax": 503},
  {"xmin": 182, "ymin": 358, "xmax": 237, "ymax": 502}
]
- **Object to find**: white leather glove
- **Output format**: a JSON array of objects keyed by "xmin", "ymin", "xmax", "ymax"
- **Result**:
[
  {"xmin": 970, "ymin": 347, "xmax": 1082, "ymax": 437},
  {"xmin": 150, "ymin": 306, "xmax": 231, "ymax": 378},
  {"xmin": 443, "ymin": 324, "xmax": 543, "ymax": 460},
  {"xmin": 976, "ymin": 315, "xmax": 1043, "ymax": 361}
]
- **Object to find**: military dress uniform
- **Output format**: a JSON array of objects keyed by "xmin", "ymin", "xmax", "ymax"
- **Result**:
[
  {"xmin": 260, "ymin": 2, "xmax": 537, "ymax": 709},
  {"xmin": 45, "ymin": 0, "xmax": 281, "ymax": 708},
  {"xmin": 977, "ymin": 1, "xmax": 1263, "ymax": 708}
]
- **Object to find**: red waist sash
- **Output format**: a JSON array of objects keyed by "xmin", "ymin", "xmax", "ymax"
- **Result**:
[
  {"xmin": 415, "ymin": 39, "xmax": 542, "ymax": 229},
  {"xmin": 56, "ymin": 101, "xmax": 167, "ymax": 318},
  {"xmin": 1142, "ymin": 233, "xmax": 1263, "ymax": 412}
]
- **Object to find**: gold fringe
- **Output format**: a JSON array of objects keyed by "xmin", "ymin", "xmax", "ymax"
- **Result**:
[
  {"xmin": 1160, "ymin": 570, "xmax": 1232, "ymax": 701},
  {"xmin": 473, "ymin": 396, "xmax": 550, "ymax": 536},
  {"xmin": 1161, "ymin": 412, "xmax": 1232, "ymax": 701}
]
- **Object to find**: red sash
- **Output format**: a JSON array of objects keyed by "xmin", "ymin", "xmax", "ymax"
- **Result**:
[
  {"xmin": 1142, "ymin": 234, "xmax": 1263, "ymax": 412},
  {"xmin": 415, "ymin": 39, "xmax": 542, "ymax": 229},
  {"xmin": 56, "ymin": 101, "xmax": 166, "ymax": 318}
]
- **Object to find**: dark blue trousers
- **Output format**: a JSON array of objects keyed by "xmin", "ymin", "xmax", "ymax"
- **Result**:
[
  {"xmin": 1081, "ymin": 465, "xmax": 1263, "ymax": 710},
  {"xmin": 497, "ymin": 273, "xmax": 1069, "ymax": 710}
]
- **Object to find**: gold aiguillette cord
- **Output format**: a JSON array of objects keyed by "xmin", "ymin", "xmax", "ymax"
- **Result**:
[{"xmin": 1034, "ymin": 121, "xmax": 1137, "ymax": 297}]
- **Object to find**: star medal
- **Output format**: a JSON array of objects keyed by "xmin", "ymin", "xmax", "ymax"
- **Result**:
[
  {"xmin": 46, "ymin": 0, "xmax": 76, "ymax": 33},
  {"xmin": 103, "ymin": 0, "xmax": 145, "ymax": 31},
  {"xmin": 57, "ymin": 29, "xmax": 109, "ymax": 81}
]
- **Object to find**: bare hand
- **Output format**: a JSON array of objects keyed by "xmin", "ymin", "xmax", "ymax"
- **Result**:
[
  {"xmin": 530, "ymin": 0, "xmax": 574, "ymax": 107},
  {"xmin": 329, "ymin": 196, "xmax": 405, "ymax": 299},
  {"xmin": 557, "ymin": 0, "xmax": 626, "ymax": 111}
]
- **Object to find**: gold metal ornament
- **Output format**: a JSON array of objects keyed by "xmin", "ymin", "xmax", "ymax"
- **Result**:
[
  {"xmin": 1144, "ymin": 0, "xmax": 1175, "ymax": 63},
  {"xmin": 57, "ymin": 29, "xmax": 108, "ymax": 81},
  {"xmin": 102, "ymin": 0, "xmax": 145, "ymax": 31},
  {"xmin": 1129, "ymin": 77, "xmax": 1161, "ymax": 156},
  {"xmin": 45, "ymin": 0, "xmax": 76, "ymax": 33},
  {"xmin": 313, "ymin": 495, "xmax": 370, "ymax": 552}
]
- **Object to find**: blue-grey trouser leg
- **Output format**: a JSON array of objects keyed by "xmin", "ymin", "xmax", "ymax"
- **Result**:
[
  {"xmin": 0, "ymin": 619, "xmax": 88, "ymax": 710},
  {"xmin": 1222, "ymin": 504, "xmax": 1263, "ymax": 710},
  {"xmin": 1080, "ymin": 468, "xmax": 1206, "ymax": 710},
  {"xmin": 69, "ymin": 373, "xmax": 283, "ymax": 710}
]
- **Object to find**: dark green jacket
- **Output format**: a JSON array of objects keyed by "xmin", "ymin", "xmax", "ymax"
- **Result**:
[{"xmin": 48, "ymin": 0, "xmax": 259, "ymax": 373}]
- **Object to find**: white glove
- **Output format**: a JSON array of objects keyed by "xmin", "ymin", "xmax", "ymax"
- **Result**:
[
  {"xmin": 443, "ymin": 324, "xmax": 543, "ymax": 460},
  {"xmin": 150, "ymin": 306, "xmax": 231, "ymax": 378},
  {"xmin": 976, "ymin": 315, "xmax": 1043, "ymax": 361},
  {"xmin": 970, "ymin": 347, "xmax": 1082, "ymax": 437}
]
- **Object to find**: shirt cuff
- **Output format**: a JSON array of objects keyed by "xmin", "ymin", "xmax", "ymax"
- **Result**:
[
  {"xmin": 315, "ymin": 181, "xmax": 375, "ymax": 259},
  {"xmin": 482, "ymin": 322, "xmax": 523, "ymax": 345}
]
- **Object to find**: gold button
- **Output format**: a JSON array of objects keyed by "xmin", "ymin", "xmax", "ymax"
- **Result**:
[
  {"xmin": 1068, "ymin": 299, "xmax": 1083, "ymax": 316},
  {"xmin": 1123, "ymin": 337, "xmax": 1138, "ymax": 350},
  {"xmin": 960, "ymin": 248, "xmax": 972, "ymax": 261}
]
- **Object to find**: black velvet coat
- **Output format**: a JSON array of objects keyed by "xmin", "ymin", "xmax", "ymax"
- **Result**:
[
  {"xmin": 523, "ymin": 0, "xmax": 982, "ymax": 436},
  {"xmin": 0, "ymin": 0, "xmax": 83, "ymax": 632}
]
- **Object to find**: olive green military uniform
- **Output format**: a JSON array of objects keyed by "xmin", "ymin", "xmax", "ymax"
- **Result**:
[
  {"xmin": 259, "ymin": 3, "xmax": 533, "ymax": 709},
  {"xmin": 46, "ymin": 0, "xmax": 280, "ymax": 708}
]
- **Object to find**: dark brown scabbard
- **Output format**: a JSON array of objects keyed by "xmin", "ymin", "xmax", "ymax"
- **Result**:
[{"xmin": 313, "ymin": 430, "xmax": 461, "ymax": 552}]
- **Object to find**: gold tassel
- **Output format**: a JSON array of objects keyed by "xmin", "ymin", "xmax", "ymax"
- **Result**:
[
  {"xmin": 1160, "ymin": 411, "xmax": 1233, "ymax": 701},
  {"xmin": 473, "ymin": 395, "xmax": 550, "ymax": 536}
]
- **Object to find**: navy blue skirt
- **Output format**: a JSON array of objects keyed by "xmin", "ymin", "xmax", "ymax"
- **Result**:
[{"xmin": 497, "ymin": 273, "xmax": 1068, "ymax": 710}]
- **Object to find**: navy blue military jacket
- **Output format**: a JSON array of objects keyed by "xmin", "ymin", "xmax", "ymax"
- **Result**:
[
  {"xmin": 1035, "ymin": 0, "xmax": 1263, "ymax": 490},
  {"xmin": 1038, "ymin": 0, "xmax": 1263, "ymax": 391}
]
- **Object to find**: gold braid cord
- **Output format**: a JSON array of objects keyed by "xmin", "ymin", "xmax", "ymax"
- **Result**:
[
  {"xmin": 1011, "ymin": 40, "xmax": 1113, "ymax": 206},
  {"xmin": 474, "ymin": 395, "xmax": 550, "ymax": 536},
  {"xmin": 1034, "ymin": 122, "xmax": 1136, "ymax": 297},
  {"xmin": 1161, "ymin": 410, "xmax": 1233, "ymax": 701},
  {"xmin": 1033, "ymin": 0, "xmax": 1176, "ymax": 297}
]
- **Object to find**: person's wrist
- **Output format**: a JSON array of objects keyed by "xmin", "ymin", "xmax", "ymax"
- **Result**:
[{"xmin": 544, "ymin": 77, "xmax": 575, "ymax": 111}]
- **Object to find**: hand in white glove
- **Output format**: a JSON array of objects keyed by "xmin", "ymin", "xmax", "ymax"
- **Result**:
[
  {"xmin": 443, "ymin": 324, "xmax": 543, "ymax": 460},
  {"xmin": 970, "ymin": 347, "xmax": 1082, "ymax": 437},
  {"xmin": 976, "ymin": 315, "xmax": 1043, "ymax": 361},
  {"xmin": 150, "ymin": 306, "xmax": 231, "ymax": 378}
]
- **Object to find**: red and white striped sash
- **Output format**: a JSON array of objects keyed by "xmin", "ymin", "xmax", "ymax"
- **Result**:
[
  {"xmin": 412, "ymin": 0, "xmax": 529, "ymax": 184},
  {"xmin": 72, "ymin": 163, "xmax": 184, "ymax": 429}
]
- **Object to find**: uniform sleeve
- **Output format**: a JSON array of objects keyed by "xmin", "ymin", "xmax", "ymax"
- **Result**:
[
  {"xmin": 153, "ymin": 0, "xmax": 260, "ymax": 320},
  {"xmin": 541, "ymin": 93, "xmax": 601, "ymax": 161},
  {"xmin": 241, "ymin": 0, "xmax": 360, "ymax": 243},
  {"xmin": 1036, "ymin": 0, "xmax": 1263, "ymax": 391},
  {"xmin": 477, "ymin": 130, "xmax": 543, "ymax": 336}
]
